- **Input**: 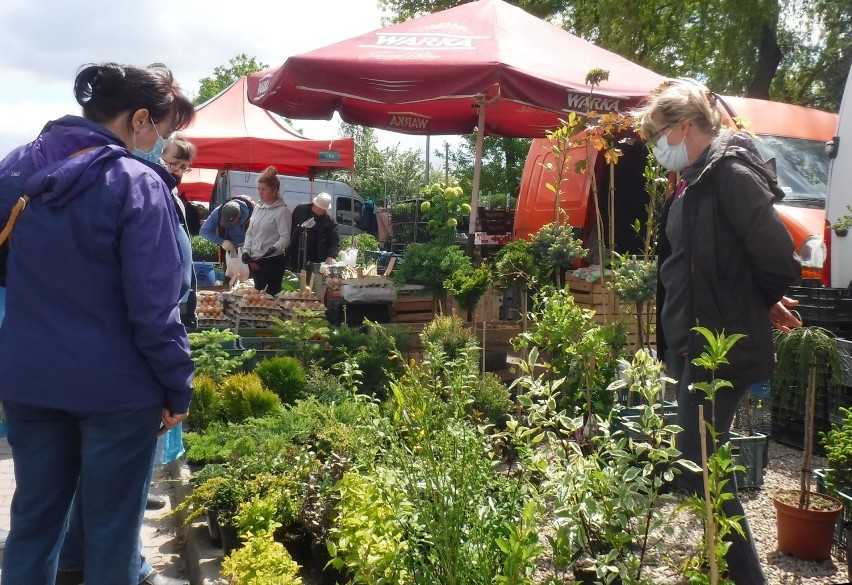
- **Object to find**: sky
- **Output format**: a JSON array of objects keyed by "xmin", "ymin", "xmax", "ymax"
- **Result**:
[{"xmin": 0, "ymin": 0, "xmax": 460, "ymax": 158}]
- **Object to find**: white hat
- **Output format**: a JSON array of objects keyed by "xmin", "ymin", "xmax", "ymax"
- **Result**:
[{"xmin": 313, "ymin": 192, "xmax": 332, "ymax": 211}]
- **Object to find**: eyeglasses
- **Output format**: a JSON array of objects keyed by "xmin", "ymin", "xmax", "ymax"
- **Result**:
[
  {"xmin": 165, "ymin": 160, "xmax": 191, "ymax": 172},
  {"xmin": 646, "ymin": 125, "xmax": 673, "ymax": 147}
]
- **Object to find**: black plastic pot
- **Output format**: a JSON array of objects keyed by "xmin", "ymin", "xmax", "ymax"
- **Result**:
[
  {"xmin": 220, "ymin": 523, "xmax": 241, "ymax": 556},
  {"xmin": 845, "ymin": 521, "xmax": 851, "ymax": 582},
  {"xmin": 203, "ymin": 505, "xmax": 222, "ymax": 548}
]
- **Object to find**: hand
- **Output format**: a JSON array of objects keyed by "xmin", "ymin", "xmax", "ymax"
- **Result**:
[
  {"xmin": 158, "ymin": 409, "xmax": 188, "ymax": 437},
  {"xmin": 325, "ymin": 257, "xmax": 336, "ymax": 265},
  {"xmin": 262, "ymin": 246, "xmax": 277, "ymax": 258},
  {"xmin": 770, "ymin": 297, "xmax": 801, "ymax": 333},
  {"xmin": 241, "ymin": 251, "xmax": 252, "ymax": 264},
  {"xmin": 221, "ymin": 240, "xmax": 235, "ymax": 253},
  {"xmin": 249, "ymin": 262, "xmax": 260, "ymax": 271}
]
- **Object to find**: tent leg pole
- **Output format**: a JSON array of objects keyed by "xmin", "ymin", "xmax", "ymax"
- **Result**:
[{"xmin": 466, "ymin": 104, "xmax": 487, "ymax": 258}]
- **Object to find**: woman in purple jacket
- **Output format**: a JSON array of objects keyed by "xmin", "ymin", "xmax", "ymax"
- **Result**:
[{"xmin": 0, "ymin": 63, "xmax": 194, "ymax": 585}]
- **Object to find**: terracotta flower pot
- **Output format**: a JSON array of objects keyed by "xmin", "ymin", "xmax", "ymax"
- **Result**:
[{"xmin": 773, "ymin": 489, "xmax": 843, "ymax": 560}]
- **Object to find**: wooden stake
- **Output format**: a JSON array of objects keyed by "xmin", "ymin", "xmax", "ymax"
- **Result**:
[{"xmin": 698, "ymin": 404, "xmax": 718, "ymax": 585}]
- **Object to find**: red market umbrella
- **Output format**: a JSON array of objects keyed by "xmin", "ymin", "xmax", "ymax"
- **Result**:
[
  {"xmin": 247, "ymin": 0, "xmax": 664, "ymax": 241},
  {"xmin": 183, "ymin": 76, "xmax": 354, "ymax": 177}
]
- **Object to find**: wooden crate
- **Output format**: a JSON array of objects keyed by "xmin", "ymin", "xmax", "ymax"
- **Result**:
[
  {"xmin": 566, "ymin": 275, "xmax": 656, "ymax": 349},
  {"xmin": 392, "ymin": 294, "xmax": 435, "ymax": 323}
]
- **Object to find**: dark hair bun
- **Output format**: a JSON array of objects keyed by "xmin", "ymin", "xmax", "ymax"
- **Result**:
[{"xmin": 74, "ymin": 63, "xmax": 125, "ymax": 106}]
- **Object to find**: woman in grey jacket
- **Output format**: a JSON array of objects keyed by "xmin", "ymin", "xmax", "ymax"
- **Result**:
[
  {"xmin": 242, "ymin": 166, "xmax": 292, "ymax": 295},
  {"xmin": 633, "ymin": 79, "xmax": 801, "ymax": 585}
]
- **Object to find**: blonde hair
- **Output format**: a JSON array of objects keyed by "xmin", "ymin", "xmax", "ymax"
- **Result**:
[
  {"xmin": 257, "ymin": 165, "xmax": 280, "ymax": 192},
  {"xmin": 632, "ymin": 78, "xmax": 722, "ymax": 140}
]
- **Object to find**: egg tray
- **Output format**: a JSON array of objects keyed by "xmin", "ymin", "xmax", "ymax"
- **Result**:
[
  {"xmin": 197, "ymin": 316, "xmax": 233, "ymax": 327},
  {"xmin": 236, "ymin": 318, "xmax": 276, "ymax": 328}
]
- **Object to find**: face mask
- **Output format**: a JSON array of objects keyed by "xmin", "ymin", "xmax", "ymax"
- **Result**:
[
  {"xmin": 652, "ymin": 130, "xmax": 690, "ymax": 172},
  {"xmin": 132, "ymin": 118, "xmax": 167, "ymax": 164}
]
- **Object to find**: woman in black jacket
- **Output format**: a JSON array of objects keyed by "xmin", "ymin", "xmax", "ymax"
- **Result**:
[{"xmin": 633, "ymin": 79, "xmax": 801, "ymax": 585}]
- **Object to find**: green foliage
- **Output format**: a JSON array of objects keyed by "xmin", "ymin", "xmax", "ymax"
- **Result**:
[
  {"xmin": 303, "ymin": 364, "xmax": 349, "ymax": 403},
  {"xmin": 190, "ymin": 235, "xmax": 219, "ymax": 262},
  {"xmin": 421, "ymin": 314, "xmax": 479, "ymax": 364},
  {"xmin": 821, "ymin": 406, "xmax": 852, "ymax": 493},
  {"xmin": 254, "ymin": 356, "xmax": 307, "ymax": 405},
  {"xmin": 220, "ymin": 373, "xmax": 282, "ymax": 423},
  {"xmin": 469, "ymin": 372, "xmax": 514, "ymax": 426},
  {"xmin": 771, "ymin": 325, "xmax": 843, "ymax": 412},
  {"xmin": 444, "ymin": 263, "xmax": 492, "ymax": 314},
  {"xmin": 513, "ymin": 287, "xmax": 624, "ymax": 417},
  {"xmin": 196, "ymin": 53, "xmax": 268, "ymax": 105},
  {"xmin": 341, "ymin": 232, "xmax": 381, "ymax": 264},
  {"xmin": 320, "ymin": 321, "xmax": 407, "ymax": 392},
  {"xmin": 188, "ymin": 328, "xmax": 255, "ymax": 382},
  {"xmin": 530, "ymin": 221, "xmax": 588, "ymax": 271},
  {"xmin": 417, "ymin": 181, "xmax": 470, "ymax": 241},
  {"xmin": 188, "ymin": 373, "xmax": 224, "ymax": 431},
  {"xmin": 221, "ymin": 533, "xmax": 302, "ymax": 585},
  {"xmin": 492, "ymin": 239, "xmax": 547, "ymax": 291},
  {"xmin": 394, "ymin": 240, "xmax": 471, "ymax": 298},
  {"xmin": 608, "ymin": 254, "xmax": 657, "ymax": 304},
  {"xmin": 233, "ymin": 493, "xmax": 283, "ymax": 537}
]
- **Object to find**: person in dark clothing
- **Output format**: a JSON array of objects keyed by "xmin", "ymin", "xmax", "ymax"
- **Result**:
[
  {"xmin": 633, "ymin": 78, "xmax": 801, "ymax": 585},
  {"xmin": 286, "ymin": 192, "xmax": 341, "ymax": 273},
  {"xmin": 177, "ymin": 192, "xmax": 201, "ymax": 235}
]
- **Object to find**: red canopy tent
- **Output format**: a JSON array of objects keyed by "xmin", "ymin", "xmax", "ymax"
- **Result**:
[
  {"xmin": 175, "ymin": 168, "xmax": 218, "ymax": 203},
  {"xmin": 182, "ymin": 75, "xmax": 354, "ymax": 177},
  {"xmin": 247, "ymin": 0, "xmax": 664, "ymax": 239}
]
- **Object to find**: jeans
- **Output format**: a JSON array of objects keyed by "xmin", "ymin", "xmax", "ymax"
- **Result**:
[
  {"xmin": 668, "ymin": 354, "xmax": 766, "ymax": 585},
  {"xmin": 59, "ymin": 486, "xmax": 154, "ymax": 583},
  {"xmin": 0, "ymin": 400, "xmax": 161, "ymax": 585}
]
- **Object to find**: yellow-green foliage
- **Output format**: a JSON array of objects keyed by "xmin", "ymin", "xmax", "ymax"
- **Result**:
[
  {"xmin": 221, "ymin": 533, "xmax": 302, "ymax": 585},
  {"xmin": 190, "ymin": 373, "xmax": 224, "ymax": 431},
  {"xmin": 220, "ymin": 373, "xmax": 282, "ymax": 423}
]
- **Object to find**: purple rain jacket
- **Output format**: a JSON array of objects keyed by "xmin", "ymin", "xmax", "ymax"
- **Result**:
[{"xmin": 0, "ymin": 116, "xmax": 193, "ymax": 414}]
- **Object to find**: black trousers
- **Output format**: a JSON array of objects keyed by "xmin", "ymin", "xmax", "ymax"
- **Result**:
[
  {"xmin": 667, "ymin": 351, "xmax": 766, "ymax": 585},
  {"xmin": 251, "ymin": 254, "xmax": 288, "ymax": 296}
]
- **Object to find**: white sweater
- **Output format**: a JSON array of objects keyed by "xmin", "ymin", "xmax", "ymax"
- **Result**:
[{"xmin": 243, "ymin": 197, "xmax": 292, "ymax": 259}]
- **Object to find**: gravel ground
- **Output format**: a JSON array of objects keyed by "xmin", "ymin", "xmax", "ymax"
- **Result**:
[{"xmin": 642, "ymin": 440, "xmax": 849, "ymax": 585}]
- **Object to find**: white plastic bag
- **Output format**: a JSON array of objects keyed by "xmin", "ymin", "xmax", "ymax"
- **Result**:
[
  {"xmin": 224, "ymin": 248, "xmax": 250, "ymax": 285},
  {"xmin": 339, "ymin": 247, "xmax": 359, "ymax": 269}
]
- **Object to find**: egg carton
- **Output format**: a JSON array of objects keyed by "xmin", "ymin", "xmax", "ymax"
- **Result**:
[
  {"xmin": 197, "ymin": 316, "xmax": 233, "ymax": 327},
  {"xmin": 236, "ymin": 318, "xmax": 276, "ymax": 328}
]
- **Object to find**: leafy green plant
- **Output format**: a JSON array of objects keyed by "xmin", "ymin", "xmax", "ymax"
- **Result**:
[
  {"xmin": 512, "ymin": 287, "xmax": 624, "ymax": 418},
  {"xmin": 608, "ymin": 253, "xmax": 658, "ymax": 349},
  {"xmin": 175, "ymin": 474, "xmax": 245, "ymax": 526},
  {"xmin": 342, "ymin": 232, "xmax": 380, "ymax": 264},
  {"xmin": 394, "ymin": 240, "xmax": 471, "ymax": 300},
  {"xmin": 417, "ymin": 181, "xmax": 470, "ymax": 242},
  {"xmin": 233, "ymin": 493, "xmax": 283, "ymax": 538},
  {"xmin": 445, "ymin": 263, "xmax": 492, "ymax": 319},
  {"xmin": 772, "ymin": 325, "xmax": 843, "ymax": 507},
  {"xmin": 220, "ymin": 373, "xmax": 282, "ymax": 423},
  {"xmin": 830, "ymin": 204, "xmax": 852, "ymax": 235},
  {"xmin": 492, "ymin": 239, "xmax": 546, "ymax": 292},
  {"xmin": 188, "ymin": 328, "xmax": 255, "ymax": 382},
  {"xmin": 191, "ymin": 235, "xmax": 219, "ymax": 262},
  {"xmin": 221, "ymin": 533, "xmax": 302, "ymax": 585},
  {"xmin": 421, "ymin": 314, "xmax": 478, "ymax": 363},
  {"xmin": 530, "ymin": 221, "xmax": 588, "ymax": 287},
  {"xmin": 188, "ymin": 373, "xmax": 224, "ymax": 432},
  {"xmin": 469, "ymin": 372, "xmax": 513, "ymax": 426},
  {"xmin": 254, "ymin": 356, "xmax": 307, "ymax": 405}
]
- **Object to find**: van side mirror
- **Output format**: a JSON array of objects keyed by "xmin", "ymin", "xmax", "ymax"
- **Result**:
[{"xmin": 826, "ymin": 136, "xmax": 839, "ymax": 159}]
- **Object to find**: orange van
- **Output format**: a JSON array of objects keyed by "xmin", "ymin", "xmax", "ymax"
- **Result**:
[{"xmin": 513, "ymin": 96, "xmax": 838, "ymax": 279}]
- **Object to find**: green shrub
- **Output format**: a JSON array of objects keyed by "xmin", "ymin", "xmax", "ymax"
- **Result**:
[
  {"xmin": 189, "ymin": 373, "xmax": 224, "ymax": 431},
  {"xmin": 254, "ymin": 356, "xmax": 307, "ymax": 404},
  {"xmin": 304, "ymin": 365, "xmax": 348, "ymax": 403},
  {"xmin": 191, "ymin": 235, "xmax": 219, "ymax": 262},
  {"xmin": 221, "ymin": 373, "xmax": 282, "ymax": 423},
  {"xmin": 421, "ymin": 315, "xmax": 479, "ymax": 364},
  {"xmin": 469, "ymin": 372, "xmax": 513, "ymax": 425},
  {"xmin": 188, "ymin": 328, "xmax": 255, "ymax": 382},
  {"xmin": 221, "ymin": 533, "xmax": 301, "ymax": 585},
  {"xmin": 393, "ymin": 240, "xmax": 471, "ymax": 298}
]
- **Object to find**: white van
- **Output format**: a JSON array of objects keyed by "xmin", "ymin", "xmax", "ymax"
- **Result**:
[
  {"xmin": 825, "ymin": 65, "xmax": 852, "ymax": 288},
  {"xmin": 210, "ymin": 171, "xmax": 366, "ymax": 237}
]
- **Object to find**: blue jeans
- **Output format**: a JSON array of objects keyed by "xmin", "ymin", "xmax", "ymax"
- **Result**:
[
  {"xmin": 59, "ymin": 488, "xmax": 154, "ymax": 583},
  {"xmin": 0, "ymin": 400, "xmax": 161, "ymax": 585}
]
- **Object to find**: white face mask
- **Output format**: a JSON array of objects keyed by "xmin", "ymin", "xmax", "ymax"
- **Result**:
[{"xmin": 652, "ymin": 129, "xmax": 690, "ymax": 172}]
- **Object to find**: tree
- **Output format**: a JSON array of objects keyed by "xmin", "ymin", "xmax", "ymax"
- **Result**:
[
  {"xmin": 441, "ymin": 135, "xmax": 529, "ymax": 205},
  {"xmin": 196, "ymin": 54, "xmax": 269, "ymax": 105},
  {"xmin": 377, "ymin": 0, "xmax": 851, "ymax": 111}
]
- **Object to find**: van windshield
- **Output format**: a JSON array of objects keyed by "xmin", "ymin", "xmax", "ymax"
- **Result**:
[{"xmin": 752, "ymin": 135, "xmax": 829, "ymax": 206}]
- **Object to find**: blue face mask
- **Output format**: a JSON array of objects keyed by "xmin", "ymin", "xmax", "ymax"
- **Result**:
[{"xmin": 132, "ymin": 117, "xmax": 167, "ymax": 164}]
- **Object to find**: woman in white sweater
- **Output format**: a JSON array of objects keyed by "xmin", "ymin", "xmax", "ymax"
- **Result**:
[{"xmin": 241, "ymin": 166, "xmax": 292, "ymax": 294}]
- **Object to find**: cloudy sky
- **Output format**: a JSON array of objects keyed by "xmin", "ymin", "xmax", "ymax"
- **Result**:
[{"xmin": 0, "ymin": 0, "xmax": 454, "ymax": 156}]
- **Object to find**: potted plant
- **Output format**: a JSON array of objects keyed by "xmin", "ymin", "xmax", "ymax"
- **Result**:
[
  {"xmin": 771, "ymin": 325, "xmax": 845, "ymax": 560},
  {"xmin": 819, "ymin": 406, "xmax": 852, "ymax": 580}
]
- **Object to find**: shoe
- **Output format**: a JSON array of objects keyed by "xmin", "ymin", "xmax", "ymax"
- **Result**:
[
  {"xmin": 140, "ymin": 569, "xmax": 189, "ymax": 585},
  {"xmin": 146, "ymin": 494, "xmax": 166, "ymax": 510},
  {"xmin": 55, "ymin": 569, "xmax": 85, "ymax": 585}
]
